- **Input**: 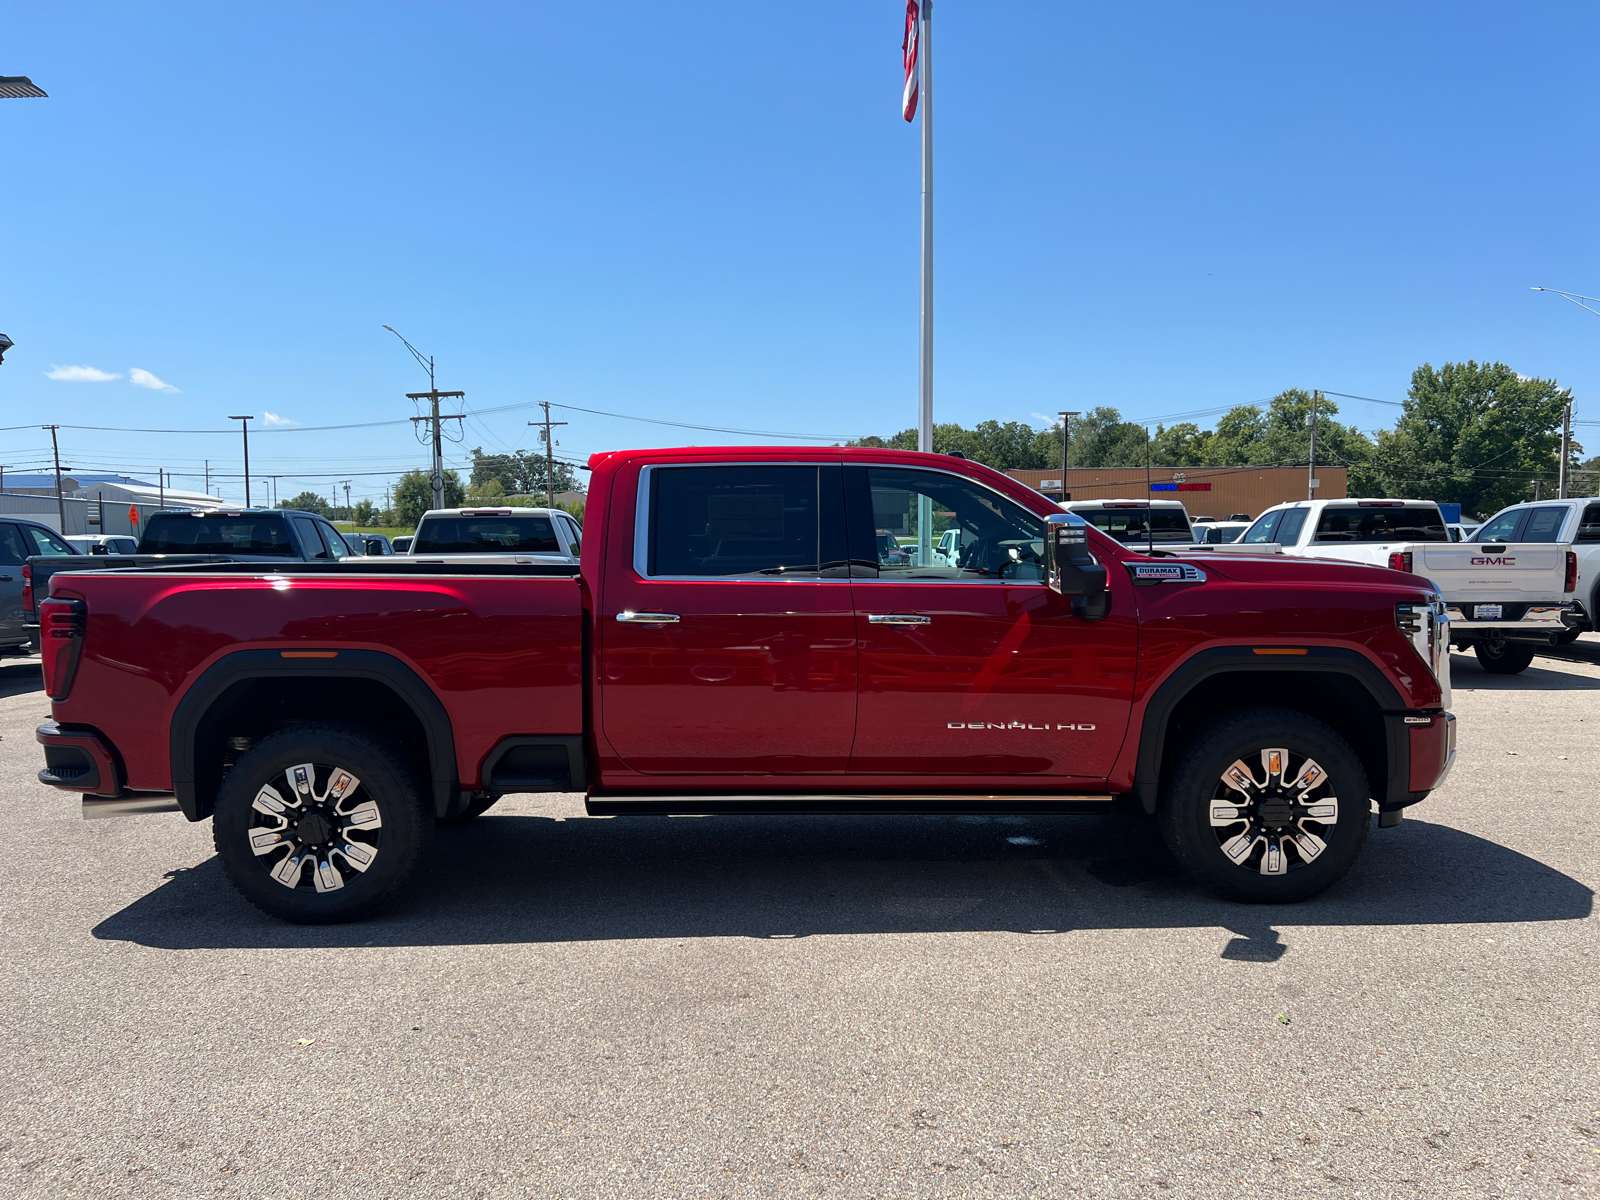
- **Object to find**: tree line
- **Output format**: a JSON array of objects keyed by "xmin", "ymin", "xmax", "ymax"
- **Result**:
[{"xmin": 849, "ymin": 361, "xmax": 1593, "ymax": 518}]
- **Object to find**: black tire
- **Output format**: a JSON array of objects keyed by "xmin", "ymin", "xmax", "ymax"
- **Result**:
[
  {"xmin": 1158, "ymin": 706, "xmax": 1371, "ymax": 904},
  {"xmin": 213, "ymin": 722, "xmax": 431, "ymax": 923},
  {"xmin": 1475, "ymin": 638, "xmax": 1536, "ymax": 674},
  {"xmin": 437, "ymin": 792, "xmax": 500, "ymax": 825}
]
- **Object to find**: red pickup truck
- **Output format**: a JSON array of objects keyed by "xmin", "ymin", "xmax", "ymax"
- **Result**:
[{"xmin": 35, "ymin": 447, "xmax": 1455, "ymax": 922}]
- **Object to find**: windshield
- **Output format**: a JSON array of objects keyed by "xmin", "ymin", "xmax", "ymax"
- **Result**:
[
  {"xmin": 1077, "ymin": 508, "xmax": 1192, "ymax": 544},
  {"xmin": 138, "ymin": 516, "xmax": 296, "ymax": 556},
  {"xmin": 1313, "ymin": 506, "xmax": 1447, "ymax": 543},
  {"xmin": 414, "ymin": 516, "xmax": 560, "ymax": 554}
]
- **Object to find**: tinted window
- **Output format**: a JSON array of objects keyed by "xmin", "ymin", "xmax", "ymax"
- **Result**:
[
  {"xmin": 317, "ymin": 523, "xmax": 351, "ymax": 558},
  {"xmin": 1579, "ymin": 504, "xmax": 1600, "ymax": 544},
  {"xmin": 1076, "ymin": 507, "xmax": 1192, "ymax": 544},
  {"xmin": 290, "ymin": 517, "xmax": 330, "ymax": 559},
  {"xmin": 415, "ymin": 516, "xmax": 560, "ymax": 554},
  {"xmin": 1312, "ymin": 506, "xmax": 1447, "ymax": 543},
  {"xmin": 1520, "ymin": 506, "xmax": 1568, "ymax": 543},
  {"xmin": 140, "ymin": 516, "xmax": 297, "ymax": 556},
  {"xmin": 1276, "ymin": 508, "xmax": 1311, "ymax": 545},
  {"xmin": 865, "ymin": 468, "xmax": 1043, "ymax": 581},
  {"xmin": 1242, "ymin": 511, "xmax": 1283, "ymax": 543},
  {"xmin": 562, "ymin": 516, "xmax": 581, "ymax": 552},
  {"xmin": 0, "ymin": 525, "xmax": 26, "ymax": 565},
  {"xmin": 650, "ymin": 466, "xmax": 819, "ymax": 577},
  {"xmin": 21, "ymin": 526, "xmax": 74, "ymax": 556},
  {"xmin": 1474, "ymin": 509, "xmax": 1526, "ymax": 544}
]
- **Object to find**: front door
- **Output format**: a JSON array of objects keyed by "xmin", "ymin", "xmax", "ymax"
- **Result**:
[
  {"xmin": 0, "ymin": 524, "xmax": 26, "ymax": 644},
  {"xmin": 846, "ymin": 466, "xmax": 1138, "ymax": 781},
  {"xmin": 599, "ymin": 461, "xmax": 858, "ymax": 774}
]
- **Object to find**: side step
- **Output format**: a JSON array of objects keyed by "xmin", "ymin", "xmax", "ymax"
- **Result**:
[{"xmin": 585, "ymin": 794, "xmax": 1116, "ymax": 816}]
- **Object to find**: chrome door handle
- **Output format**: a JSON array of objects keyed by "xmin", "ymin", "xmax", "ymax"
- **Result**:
[
  {"xmin": 868, "ymin": 613, "xmax": 932, "ymax": 626},
  {"xmin": 616, "ymin": 611, "xmax": 680, "ymax": 624}
]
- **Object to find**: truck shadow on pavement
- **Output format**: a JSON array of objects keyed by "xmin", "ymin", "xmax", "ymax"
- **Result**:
[
  {"xmin": 0, "ymin": 658, "xmax": 43, "ymax": 700},
  {"xmin": 1450, "ymin": 652, "xmax": 1600, "ymax": 691},
  {"xmin": 93, "ymin": 811, "xmax": 1592, "ymax": 953}
]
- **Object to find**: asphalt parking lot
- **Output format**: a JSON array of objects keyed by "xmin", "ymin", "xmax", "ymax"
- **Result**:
[{"xmin": 0, "ymin": 643, "xmax": 1597, "ymax": 1199}]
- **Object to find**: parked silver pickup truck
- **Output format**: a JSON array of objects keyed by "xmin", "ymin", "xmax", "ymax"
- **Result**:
[{"xmin": 1215, "ymin": 499, "xmax": 1574, "ymax": 674}]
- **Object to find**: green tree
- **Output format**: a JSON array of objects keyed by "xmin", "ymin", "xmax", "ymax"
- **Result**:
[
  {"xmin": 279, "ymin": 491, "xmax": 330, "ymax": 517},
  {"xmin": 392, "ymin": 468, "xmax": 465, "ymax": 528},
  {"xmin": 353, "ymin": 499, "xmax": 375, "ymax": 526},
  {"xmin": 1369, "ymin": 362, "xmax": 1571, "ymax": 515},
  {"xmin": 469, "ymin": 446, "xmax": 578, "ymax": 499}
]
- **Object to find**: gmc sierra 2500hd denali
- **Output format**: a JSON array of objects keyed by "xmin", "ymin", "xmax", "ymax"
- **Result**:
[{"xmin": 35, "ymin": 447, "xmax": 1455, "ymax": 923}]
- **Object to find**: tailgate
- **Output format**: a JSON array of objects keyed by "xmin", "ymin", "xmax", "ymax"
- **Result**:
[{"xmin": 1418, "ymin": 543, "xmax": 1565, "ymax": 598}]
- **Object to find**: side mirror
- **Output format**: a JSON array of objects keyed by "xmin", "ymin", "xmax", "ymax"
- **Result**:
[{"xmin": 1044, "ymin": 512, "xmax": 1110, "ymax": 619}]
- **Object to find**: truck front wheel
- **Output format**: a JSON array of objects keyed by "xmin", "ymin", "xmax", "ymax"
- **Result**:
[
  {"xmin": 1158, "ymin": 707, "xmax": 1370, "ymax": 904},
  {"xmin": 1474, "ymin": 635, "xmax": 1536, "ymax": 674},
  {"xmin": 213, "ymin": 722, "xmax": 431, "ymax": 923}
]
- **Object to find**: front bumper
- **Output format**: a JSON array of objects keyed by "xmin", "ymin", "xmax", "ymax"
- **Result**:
[
  {"xmin": 1446, "ymin": 602, "xmax": 1574, "ymax": 635},
  {"xmin": 1379, "ymin": 710, "xmax": 1455, "ymax": 816}
]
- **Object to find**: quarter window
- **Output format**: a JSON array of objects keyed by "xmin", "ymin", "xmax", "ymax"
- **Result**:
[
  {"xmin": 1520, "ymin": 506, "xmax": 1568, "ymax": 543},
  {"xmin": 1579, "ymin": 504, "xmax": 1600, "ymax": 544},
  {"xmin": 862, "ymin": 468, "xmax": 1043, "ymax": 582}
]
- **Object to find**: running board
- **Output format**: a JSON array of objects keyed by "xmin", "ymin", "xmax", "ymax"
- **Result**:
[
  {"xmin": 585, "ymin": 794, "xmax": 1116, "ymax": 816},
  {"xmin": 83, "ymin": 794, "xmax": 182, "ymax": 819}
]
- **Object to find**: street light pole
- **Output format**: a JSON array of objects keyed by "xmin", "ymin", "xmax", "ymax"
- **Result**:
[
  {"xmin": 228, "ymin": 416, "xmax": 253, "ymax": 507},
  {"xmin": 1058, "ymin": 411, "xmax": 1080, "ymax": 501},
  {"xmin": 44, "ymin": 424, "xmax": 66, "ymax": 531},
  {"xmin": 1560, "ymin": 398, "xmax": 1572, "ymax": 499}
]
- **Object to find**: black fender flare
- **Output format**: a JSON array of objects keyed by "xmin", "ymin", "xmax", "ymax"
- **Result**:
[
  {"xmin": 1131, "ymin": 645, "xmax": 1411, "ymax": 815},
  {"xmin": 169, "ymin": 648, "xmax": 458, "ymax": 820}
]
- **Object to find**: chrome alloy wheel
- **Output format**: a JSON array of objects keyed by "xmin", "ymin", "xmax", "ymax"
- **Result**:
[
  {"xmin": 1208, "ymin": 748, "xmax": 1338, "ymax": 876},
  {"xmin": 246, "ymin": 762, "xmax": 383, "ymax": 893}
]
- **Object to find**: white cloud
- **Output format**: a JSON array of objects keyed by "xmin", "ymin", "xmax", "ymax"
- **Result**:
[
  {"xmin": 128, "ymin": 367, "xmax": 179, "ymax": 393},
  {"xmin": 1031, "ymin": 412, "xmax": 1058, "ymax": 426},
  {"xmin": 262, "ymin": 411, "xmax": 299, "ymax": 427},
  {"xmin": 45, "ymin": 365, "xmax": 121, "ymax": 382}
]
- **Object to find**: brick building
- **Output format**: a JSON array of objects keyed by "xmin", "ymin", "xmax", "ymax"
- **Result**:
[{"xmin": 1005, "ymin": 465, "xmax": 1347, "ymax": 521}]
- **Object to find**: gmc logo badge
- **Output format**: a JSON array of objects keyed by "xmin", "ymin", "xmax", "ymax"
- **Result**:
[{"xmin": 1470, "ymin": 556, "xmax": 1514, "ymax": 566}]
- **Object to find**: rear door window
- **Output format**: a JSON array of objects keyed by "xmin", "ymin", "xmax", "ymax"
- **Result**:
[
  {"xmin": 316, "ymin": 522, "xmax": 352, "ymax": 558},
  {"xmin": 1519, "ymin": 506, "xmax": 1569, "ymax": 543},
  {"xmin": 558, "ymin": 515, "xmax": 582, "ymax": 553},
  {"xmin": 1275, "ymin": 508, "xmax": 1311, "ymax": 545},
  {"xmin": 1474, "ymin": 509, "xmax": 1527, "ymax": 544},
  {"xmin": 1312, "ymin": 506, "xmax": 1447, "ymax": 542},
  {"xmin": 291, "ymin": 517, "xmax": 332, "ymax": 559},
  {"xmin": 648, "ymin": 465, "xmax": 821, "ymax": 577},
  {"xmin": 142, "ymin": 516, "xmax": 297, "ymax": 556}
]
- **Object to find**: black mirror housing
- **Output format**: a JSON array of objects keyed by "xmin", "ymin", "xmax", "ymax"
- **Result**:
[{"xmin": 1045, "ymin": 512, "xmax": 1110, "ymax": 617}]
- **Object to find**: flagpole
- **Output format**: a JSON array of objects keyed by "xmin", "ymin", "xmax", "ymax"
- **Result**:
[{"xmin": 916, "ymin": 0, "xmax": 934, "ymax": 566}]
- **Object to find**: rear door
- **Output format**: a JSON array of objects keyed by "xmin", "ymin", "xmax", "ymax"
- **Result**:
[
  {"xmin": 847, "ymin": 465, "xmax": 1137, "ymax": 780},
  {"xmin": 599, "ymin": 461, "xmax": 858, "ymax": 774}
]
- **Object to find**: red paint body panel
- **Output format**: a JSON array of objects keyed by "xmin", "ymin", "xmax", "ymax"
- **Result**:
[
  {"xmin": 50, "ymin": 573, "xmax": 583, "ymax": 791},
  {"xmin": 47, "ymin": 444, "xmax": 1451, "ymax": 813},
  {"xmin": 1409, "ymin": 714, "xmax": 1455, "ymax": 791}
]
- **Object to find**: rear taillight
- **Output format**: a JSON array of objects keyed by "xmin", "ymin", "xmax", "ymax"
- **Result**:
[
  {"xmin": 38, "ymin": 598, "xmax": 87, "ymax": 701},
  {"xmin": 1566, "ymin": 550, "xmax": 1578, "ymax": 593},
  {"xmin": 21, "ymin": 563, "xmax": 33, "ymax": 614},
  {"xmin": 1388, "ymin": 551, "xmax": 1414, "ymax": 573}
]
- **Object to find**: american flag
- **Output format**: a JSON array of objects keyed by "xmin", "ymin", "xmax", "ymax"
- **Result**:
[{"xmin": 902, "ymin": 1, "xmax": 920, "ymax": 122}]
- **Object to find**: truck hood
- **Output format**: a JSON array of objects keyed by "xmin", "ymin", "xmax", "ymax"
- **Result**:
[{"xmin": 1157, "ymin": 549, "xmax": 1435, "ymax": 594}]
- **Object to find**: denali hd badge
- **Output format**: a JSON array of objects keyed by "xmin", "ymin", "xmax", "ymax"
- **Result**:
[{"xmin": 948, "ymin": 721, "xmax": 1097, "ymax": 731}]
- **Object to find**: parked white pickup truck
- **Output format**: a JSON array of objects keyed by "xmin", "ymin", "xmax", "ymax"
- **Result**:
[
  {"xmin": 1469, "ymin": 498, "xmax": 1600, "ymax": 634},
  {"xmin": 404, "ymin": 507, "xmax": 582, "ymax": 565},
  {"xmin": 1224, "ymin": 498, "xmax": 1575, "ymax": 674}
]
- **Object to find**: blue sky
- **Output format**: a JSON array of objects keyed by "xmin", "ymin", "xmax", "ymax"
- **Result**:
[{"xmin": 3, "ymin": 1, "xmax": 1598, "ymax": 505}]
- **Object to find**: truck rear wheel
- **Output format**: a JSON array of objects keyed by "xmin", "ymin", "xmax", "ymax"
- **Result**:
[
  {"xmin": 1158, "ymin": 706, "xmax": 1370, "ymax": 904},
  {"xmin": 1474, "ymin": 636, "xmax": 1536, "ymax": 674},
  {"xmin": 212, "ymin": 722, "xmax": 431, "ymax": 923}
]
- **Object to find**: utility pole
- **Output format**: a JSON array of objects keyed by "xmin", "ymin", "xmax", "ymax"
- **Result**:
[
  {"xmin": 529, "ymin": 403, "xmax": 569, "ymax": 508},
  {"xmin": 158, "ymin": 468, "xmax": 165, "ymax": 510},
  {"xmin": 228, "ymin": 415, "xmax": 253, "ymax": 507},
  {"xmin": 1058, "ymin": 411, "xmax": 1080, "ymax": 502},
  {"xmin": 342, "ymin": 481, "xmax": 352, "ymax": 520},
  {"xmin": 1559, "ymin": 397, "xmax": 1572, "ymax": 499},
  {"xmin": 44, "ymin": 424, "xmax": 65, "ymax": 531},
  {"xmin": 384, "ymin": 326, "xmax": 465, "ymax": 510},
  {"xmin": 204, "ymin": 459, "xmax": 210, "ymax": 496},
  {"xmin": 1308, "ymin": 390, "xmax": 1321, "ymax": 500}
]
